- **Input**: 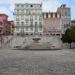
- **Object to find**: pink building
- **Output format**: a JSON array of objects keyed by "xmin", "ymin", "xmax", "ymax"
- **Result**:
[
  {"xmin": 0, "ymin": 14, "xmax": 8, "ymax": 22},
  {"xmin": 43, "ymin": 12, "xmax": 62, "ymax": 35},
  {"xmin": 0, "ymin": 13, "xmax": 8, "ymax": 35},
  {"xmin": 0, "ymin": 13, "xmax": 14, "ymax": 35}
]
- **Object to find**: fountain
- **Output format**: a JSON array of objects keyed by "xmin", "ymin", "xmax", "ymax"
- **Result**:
[{"xmin": 32, "ymin": 35, "xmax": 41, "ymax": 43}]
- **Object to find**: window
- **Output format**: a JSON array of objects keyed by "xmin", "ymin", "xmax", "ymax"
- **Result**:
[
  {"xmin": 0, "ymin": 22, "xmax": 2, "ymax": 25},
  {"xmin": 24, "ymin": 10, "xmax": 26, "ymax": 14},
  {"xmin": 30, "ymin": 22, "xmax": 33, "ymax": 30},
  {"xmin": 21, "ymin": 10, "xmax": 24, "ymax": 13},
  {"xmin": 16, "ymin": 4, "xmax": 19, "ymax": 7},
  {"xmin": 40, "ymin": 5, "xmax": 42, "ymax": 7},
  {"xmin": 39, "ymin": 16, "xmax": 42, "ymax": 21},
  {"xmin": 33, "ymin": 10, "xmax": 35, "ymax": 13},
  {"xmin": 64, "ymin": 24, "xmax": 69, "ymax": 28},
  {"xmin": 35, "ymin": 22, "xmax": 37, "ymax": 25},
  {"xmin": 26, "ymin": 10, "xmax": 30, "ymax": 14},
  {"xmin": 65, "ymin": 11, "xmax": 67, "ymax": 16},
  {"xmin": 26, "ymin": 21, "xmax": 28, "ymax": 25},
  {"xmin": 16, "ymin": 16, "xmax": 19, "ymax": 21},
  {"xmin": 39, "ymin": 22, "xmax": 42, "ymax": 31},
  {"xmin": 48, "ymin": 14, "xmax": 51, "ymax": 18},
  {"xmin": 0, "ymin": 28, "xmax": 2, "ymax": 33},
  {"xmin": 44, "ymin": 14, "xmax": 46, "ymax": 19},
  {"xmin": 21, "ymin": 5, "xmax": 24, "ymax": 7},
  {"xmin": 17, "ymin": 22, "xmax": 19, "ymax": 26},
  {"xmin": 21, "ymin": 16, "xmax": 24, "ymax": 20},
  {"xmin": 53, "ymin": 13, "xmax": 55, "ymax": 18},
  {"xmin": 57, "ymin": 14, "xmax": 60, "ymax": 18},
  {"xmin": 30, "ymin": 16, "xmax": 33, "ymax": 21},
  {"xmin": 26, "ymin": 4, "xmax": 28, "ymax": 7},
  {"xmin": 16, "ymin": 27, "xmax": 19, "ymax": 31},
  {"xmin": 35, "ymin": 22, "xmax": 38, "ymax": 32},
  {"xmin": 31, "ymin": 5, "xmax": 33, "ymax": 7},
  {"xmin": 21, "ymin": 22, "xmax": 24, "ymax": 26},
  {"xmin": 46, "ymin": 13, "xmax": 48, "ymax": 18},
  {"xmin": 17, "ymin": 10, "xmax": 19, "ymax": 13},
  {"xmin": 35, "ymin": 16, "xmax": 37, "ymax": 20},
  {"xmin": 28, "ymin": 10, "xmax": 30, "ymax": 14},
  {"xmin": 26, "ymin": 26, "xmax": 28, "ymax": 31}
]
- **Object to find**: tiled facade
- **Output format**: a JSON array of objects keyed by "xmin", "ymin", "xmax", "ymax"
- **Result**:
[
  {"xmin": 14, "ymin": 4, "xmax": 71, "ymax": 35},
  {"xmin": 14, "ymin": 3, "xmax": 43, "ymax": 35}
]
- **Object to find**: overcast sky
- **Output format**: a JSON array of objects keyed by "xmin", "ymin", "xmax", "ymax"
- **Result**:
[{"xmin": 0, "ymin": 0, "xmax": 75, "ymax": 20}]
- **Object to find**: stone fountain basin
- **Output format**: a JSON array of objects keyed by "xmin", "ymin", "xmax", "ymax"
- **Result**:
[{"xmin": 32, "ymin": 37, "xmax": 41, "ymax": 43}]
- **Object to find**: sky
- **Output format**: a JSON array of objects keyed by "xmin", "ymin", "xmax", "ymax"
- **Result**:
[{"xmin": 0, "ymin": 0, "xmax": 75, "ymax": 20}]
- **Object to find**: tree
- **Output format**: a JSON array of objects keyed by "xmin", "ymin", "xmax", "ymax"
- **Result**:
[
  {"xmin": 61, "ymin": 26, "xmax": 75, "ymax": 48},
  {"xmin": 70, "ymin": 26, "xmax": 75, "ymax": 42}
]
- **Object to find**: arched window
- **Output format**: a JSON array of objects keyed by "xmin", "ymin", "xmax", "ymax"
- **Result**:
[{"xmin": 0, "ymin": 22, "xmax": 2, "ymax": 25}]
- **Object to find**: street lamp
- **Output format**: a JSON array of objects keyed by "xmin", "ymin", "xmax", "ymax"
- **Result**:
[
  {"xmin": 21, "ymin": 22, "xmax": 24, "ymax": 36},
  {"xmin": 0, "ymin": 22, "xmax": 3, "ymax": 48}
]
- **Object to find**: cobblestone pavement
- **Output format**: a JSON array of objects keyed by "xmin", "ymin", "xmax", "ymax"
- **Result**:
[{"xmin": 0, "ymin": 49, "xmax": 75, "ymax": 75}]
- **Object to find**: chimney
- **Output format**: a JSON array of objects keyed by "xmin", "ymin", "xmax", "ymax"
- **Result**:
[{"xmin": 61, "ymin": 4, "xmax": 66, "ymax": 8}]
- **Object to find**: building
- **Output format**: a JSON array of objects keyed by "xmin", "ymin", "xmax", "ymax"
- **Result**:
[
  {"xmin": 57, "ymin": 4, "xmax": 71, "ymax": 32},
  {"xmin": 14, "ymin": 4, "xmax": 71, "ymax": 35},
  {"xmin": 71, "ymin": 20, "xmax": 75, "ymax": 26},
  {"xmin": 43, "ymin": 12, "xmax": 62, "ymax": 35},
  {"xmin": 0, "ymin": 22, "xmax": 3, "ymax": 34},
  {"xmin": 0, "ymin": 13, "xmax": 14, "ymax": 35},
  {"xmin": 14, "ymin": 3, "xmax": 43, "ymax": 35},
  {"xmin": 42, "ymin": 4, "xmax": 71, "ymax": 35},
  {"xmin": 0, "ymin": 14, "xmax": 8, "ymax": 22},
  {"xmin": 0, "ymin": 13, "xmax": 8, "ymax": 35},
  {"xmin": 8, "ymin": 21, "xmax": 14, "ymax": 35}
]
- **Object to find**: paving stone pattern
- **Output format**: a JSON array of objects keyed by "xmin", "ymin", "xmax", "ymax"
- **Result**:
[{"xmin": 0, "ymin": 49, "xmax": 75, "ymax": 75}]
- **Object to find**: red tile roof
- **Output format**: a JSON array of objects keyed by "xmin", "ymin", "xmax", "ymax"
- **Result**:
[{"xmin": 71, "ymin": 20, "xmax": 75, "ymax": 23}]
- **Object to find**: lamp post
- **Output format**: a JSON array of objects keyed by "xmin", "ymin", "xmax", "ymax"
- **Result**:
[
  {"xmin": 0, "ymin": 23, "xmax": 3, "ymax": 48},
  {"xmin": 1, "ymin": 35, "xmax": 3, "ymax": 48},
  {"xmin": 21, "ymin": 22, "xmax": 24, "ymax": 36},
  {"xmin": 0, "ymin": 33, "xmax": 4, "ymax": 48}
]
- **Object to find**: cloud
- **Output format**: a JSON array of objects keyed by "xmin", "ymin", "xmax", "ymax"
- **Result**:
[
  {"xmin": 43, "ymin": 0, "xmax": 61, "ymax": 12},
  {"xmin": 0, "ymin": 0, "xmax": 74, "ymax": 20},
  {"xmin": 0, "ymin": 0, "xmax": 9, "ymax": 4},
  {"xmin": 0, "ymin": 0, "xmax": 61, "ymax": 20},
  {"xmin": 0, "ymin": 5, "xmax": 13, "ymax": 20},
  {"xmin": 9, "ymin": 0, "xmax": 42, "ymax": 4},
  {"xmin": 9, "ymin": 0, "xmax": 61, "ymax": 12}
]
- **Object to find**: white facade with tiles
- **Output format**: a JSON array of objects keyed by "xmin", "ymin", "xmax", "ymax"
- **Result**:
[{"xmin": 14, "ymin": 3, "xmax": 43, "ymax": 34}]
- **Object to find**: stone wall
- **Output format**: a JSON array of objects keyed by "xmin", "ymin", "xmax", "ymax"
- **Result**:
[{"xmin": 11, "ymin": 35, "xmax": 62, "ymax": 49}]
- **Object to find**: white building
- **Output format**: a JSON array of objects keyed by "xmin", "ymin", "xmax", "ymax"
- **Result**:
[
  {"xmin": 14, "ymin": 3, "xmax": 43, "ymax": 35},
  {"xmin": 57, "ymin": 4, "xmax": 71, "ymax": 32}
]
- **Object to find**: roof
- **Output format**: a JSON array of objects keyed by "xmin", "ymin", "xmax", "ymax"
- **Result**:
[
  {"xmin": 0, "ymin": 13, "xmax": 8, "ymax": 17},
  {"xmin": 43, "ymin": 12, "xmax": 57, "ymax": 13},
  {"xmin": 43, "ymin": 12, "xmax": 61, "ymax": 18},
  {"xmin": 43, "ymin": 12, "xmax": 60, "ymax": 15},
  {"xmin": 15, "ymin": 3, "xmax": 42, "ymax": 5},
  {"xmin": 71, "ymin": 20, "xmax": 75, "ymax": 23}
]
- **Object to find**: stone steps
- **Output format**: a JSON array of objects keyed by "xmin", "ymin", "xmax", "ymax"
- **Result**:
[{"xmin": 28, "ymin": 43, "xmax": 51, "ymax": 49}]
